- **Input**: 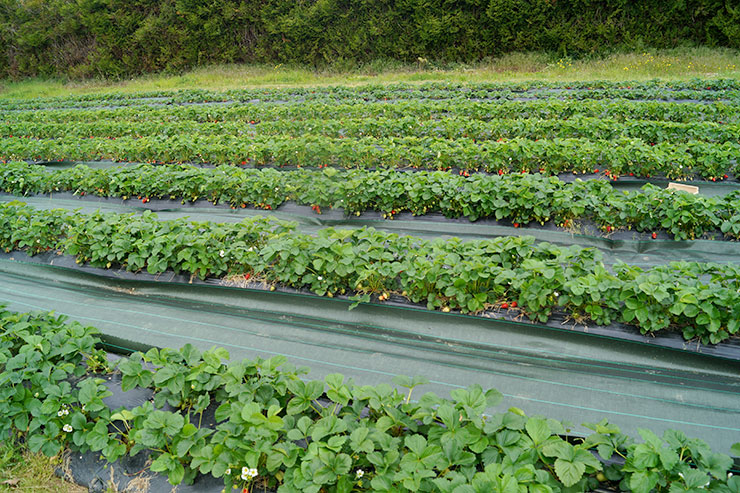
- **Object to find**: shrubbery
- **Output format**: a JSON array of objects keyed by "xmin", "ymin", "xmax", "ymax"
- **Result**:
[{"xmin": 1, "ymin": 0, "xmax": 739, "ymax": 78}]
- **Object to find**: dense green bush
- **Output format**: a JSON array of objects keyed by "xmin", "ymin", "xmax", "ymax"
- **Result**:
[{"xmin": 0, "ymin": 0, "xmax": 739, "ymax": 78}]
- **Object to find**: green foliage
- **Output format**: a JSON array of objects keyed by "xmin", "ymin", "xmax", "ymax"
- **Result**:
[
  {"xmin": 0, "ymin": 1, "xmax": 739, "ymax": 77},
  {"xmin": 1, "ymin": 306, "xmax": 738, "ymax": 491},
  {"xmin": 4, "ymin": 133, "xmax": 740, "ymax": 179}
]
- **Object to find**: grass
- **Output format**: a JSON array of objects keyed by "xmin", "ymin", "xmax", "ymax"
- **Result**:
[
  {"xmin": 1, "ymin": 47, "xmax": 739, "ymax": 99},
  {"xmin": 0, "ymin": 439, "xmax": 87, "ymax": 493}
]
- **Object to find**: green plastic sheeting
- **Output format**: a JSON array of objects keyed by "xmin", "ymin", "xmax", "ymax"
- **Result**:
[
  {"xmin": 3, "ymin": 193, "xmax": 740, "ymax": 267},
  {"xmin": 0, "ymin": 258, "xmax": 737, "ymax": 455}
]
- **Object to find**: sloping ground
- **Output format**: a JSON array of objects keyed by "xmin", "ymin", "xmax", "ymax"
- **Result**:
[{"xmin": 0, "ymin": 80, "xmax": 738, "ymax": 486}]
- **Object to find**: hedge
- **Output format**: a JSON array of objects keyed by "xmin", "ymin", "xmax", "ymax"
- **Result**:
[{"xmin": 1, "ymin": 0, "xmax": 739, "ymax": 78}]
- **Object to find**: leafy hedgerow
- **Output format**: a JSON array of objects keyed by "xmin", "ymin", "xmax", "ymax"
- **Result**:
[
  {"xmin": 1, "ymin": 306, "xmax": 738, "ymax": 492},
  {"xmin": 1, "ymin": 202, "xmax": 739, "ymax": 344},
  {"xmin": 1, "ymin": 162, "xmax": 739, "ymax": 240}
]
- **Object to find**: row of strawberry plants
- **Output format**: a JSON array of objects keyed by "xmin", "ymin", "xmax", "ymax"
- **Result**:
[
  {"xmin": 16, "ymin": 86, "xmax": 737, "ymax": 110},
  {"xmin": 6, "ymin": 88, "xmax": 735, "ymax": 112},
  {"xmin": 6, "ymin": 98, "xmax": 740, "ymax": 125},
  {"xmin": 3, "ymin": 78, "xmax": 740, "ymax": 109},
  {"xmin": 2, "ymin": 162, "xmax": 739, "ymax": 240},
  {"xmin": 1, "ymin": 306, "xmax": 738, "ymax": 492},
  {"xmin": 2, "ymin": 134, "xmax": 737, "ymax": 179},
  {"xmin": 6, "ymin": 78, "xmax": 740, "ymax": 106},
  {"xmin": 2, "ymin": 202, "xmax": 739, "ymax": 343},
  {"xmin": 160, "ymin": 86, "xmax": 740, "ymax": 103},
  {"xmin": 4, "ymin": 115, "xmax": 740, "ymax": 143}
]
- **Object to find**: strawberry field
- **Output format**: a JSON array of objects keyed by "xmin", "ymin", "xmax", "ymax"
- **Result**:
[{"xmin": 0, "ymin": 79, "xmax": 739, "ymax": 491}]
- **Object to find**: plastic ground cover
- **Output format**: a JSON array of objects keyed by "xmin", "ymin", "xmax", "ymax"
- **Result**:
[{"xmin": 0, "ymin": 257, "xmax": 737, "ymax": 456}]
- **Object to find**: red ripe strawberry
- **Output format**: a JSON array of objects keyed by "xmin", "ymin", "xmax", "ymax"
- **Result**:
[
  {"xmin": 651, "ymin": 232, "xmax": 657, "ymax": 239},
  {"xmin": 501, "ymin": 302, "xmax": 509, "ymax": 309},
  {"xmin": 244, "ymin": 273, "xmax": 251, "ymax": 280},
  {"xmin": 606, "ymin": 225, "xmax": 612, "ymax": 232},
  {"xmin": 723, "ymin": 174, "xmax": 729, "ymax": 179},
  {"xmin": 593, "ymin": 169, "xmax": 599, "ymax": 173},
  {"xmin": 513, "ymin": 223, "xmax": 519, "ymax": 228},
  {"xmin": 510, "ymin": 301, "xmax": 517, "ymax": 308}
]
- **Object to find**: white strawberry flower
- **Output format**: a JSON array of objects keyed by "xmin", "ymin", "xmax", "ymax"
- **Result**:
[
  {"xmin": 225, "ymin": 468, "xmax": 231, "ymax": 476},
  {"xmin": 317, "ymin": 276, "xmax": 323, "ymax": 281},
  {"xmin": 356, "ymin": 469, "xmax": 364, "ymax": 479},
  {"xmin": 63, "ymin": 424, "xmax": 73, "ymax": 433},
  {"xmin": 219, "ymin": 250, "xmax": 225, "ymax": 258}
]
